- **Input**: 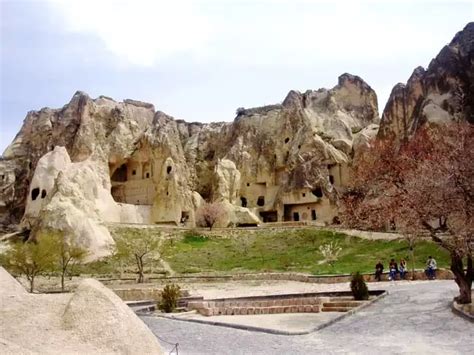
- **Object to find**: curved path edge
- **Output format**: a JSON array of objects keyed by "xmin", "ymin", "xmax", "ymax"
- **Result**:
[{"xmin": 150, "ymin": 291, "xmax": 388, "ymax": 336}]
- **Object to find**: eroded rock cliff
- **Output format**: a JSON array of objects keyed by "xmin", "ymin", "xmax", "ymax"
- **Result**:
[
  {"xmin": 0, "ymin": 73, "xmax": 379, "ymax": 258},
  {"xmin": 379, "ymin": 22, "xmax": 474, "ymax": 140}
]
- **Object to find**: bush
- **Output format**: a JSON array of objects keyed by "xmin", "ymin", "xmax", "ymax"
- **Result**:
[
  {"xmin": 350, "ymin": 272, "xmax": 369, "ymax": 300},
  {"xmin": 159, "ymin": 284, "xmax": 181, "ymax": 313}
]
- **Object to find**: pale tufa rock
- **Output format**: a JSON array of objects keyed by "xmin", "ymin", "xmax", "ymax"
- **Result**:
[
  {"xmin": 63, "ymin": 278, "xmax": 164, "ymax": 354},
  {"xmin": 1, "ymin": 73, "xmax": 381, "ymax": 252}
]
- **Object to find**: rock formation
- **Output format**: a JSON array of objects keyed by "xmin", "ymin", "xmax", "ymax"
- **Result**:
[
  {"xmin": 379, "ymin": 22, "xmax": 474, "ymax": 140},
  {"xmin": 63, "ymin": 278, "xmax": 163, "ymax": 354},
  {"xmin": 0, "ymin": 72, "xmax": 379, "ymax": 257},
  {"xmin": 0, "ymin": 267, "xmax": 163, "ymax": 354},
  {"xmin": 2, "ymin": 22, "xmax": 473, "ymax": 259},
  {"xmin": 0, "ymin": 68, "xmax": 382, "ymax": 258},
  {"xmin": 2, "ymin": 23, "xmax": 474, "ymax": 260}
]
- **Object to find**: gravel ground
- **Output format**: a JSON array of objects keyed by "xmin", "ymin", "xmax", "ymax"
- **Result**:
[{"xmin": 142, "ymin": 280, "xmax": 474, "ymax": 354}]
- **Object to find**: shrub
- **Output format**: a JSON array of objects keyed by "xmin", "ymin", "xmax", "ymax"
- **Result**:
[
  {"xmin": 159, "ymin": 284, "xmax": 181, "ymax": 313},
  {"xmin": 195, "ymin": 202, "xmax": 226, "ymax": 230},
  {"xmin": 318, "ymin": 241, "xmax": 342, "ymax": 266},
  {"xmin": 350, "ymin": 272, "xmax": 369, "ymax": 300}
]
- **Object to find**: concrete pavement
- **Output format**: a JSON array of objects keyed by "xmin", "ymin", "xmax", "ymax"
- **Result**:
[{"xmin": 142, "ymin": 280, "xmax": 473, "ymax": 354}]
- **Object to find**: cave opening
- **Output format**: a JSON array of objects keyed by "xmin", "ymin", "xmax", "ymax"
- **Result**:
[
  {"xmin": 257, "ymin": 196, "xmax": 265, "ymax": 207},
  {"xmin": 240, "ymin": 197, "xmax": 247, "ymax": 207},
  {"xmin": 312, "ymin": 187, "xmax": 323, "ymax": 198},
  {"xmin": 31, "ymin": 188, "xmax": 40, "ymax": 201},
  {"xmin": 111, "ymin": 164, "xmax": 128, "ymax": 182}
]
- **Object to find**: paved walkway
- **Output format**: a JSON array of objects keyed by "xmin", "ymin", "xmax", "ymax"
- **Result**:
[{"xmin": 142, "ymin": 281, "xmax": 473, "ymax": 354}]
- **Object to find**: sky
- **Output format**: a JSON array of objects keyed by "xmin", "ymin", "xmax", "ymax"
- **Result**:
[{"xmin": 1, "ymin": 0, "xmax": 473, "ymax": 154}]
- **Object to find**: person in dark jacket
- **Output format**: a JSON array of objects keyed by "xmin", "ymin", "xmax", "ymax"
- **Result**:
[{"xmin": 375, "ymin": 261, "xmax": 384, "ymax": 281}]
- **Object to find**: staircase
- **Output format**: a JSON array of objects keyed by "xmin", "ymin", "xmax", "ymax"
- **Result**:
[{"xmin": 321, "ymin": 298, "xmax": 365, "ymax": 312}]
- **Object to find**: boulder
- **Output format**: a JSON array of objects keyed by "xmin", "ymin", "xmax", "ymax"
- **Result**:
[{"xmin": 62, "ymin": 278, "xmax": 163, "ymax": 354}]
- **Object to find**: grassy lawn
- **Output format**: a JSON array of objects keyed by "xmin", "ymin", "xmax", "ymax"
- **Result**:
[{"xmin": 159, "ymin": 228, "xmax": 450, "ymax": 275}]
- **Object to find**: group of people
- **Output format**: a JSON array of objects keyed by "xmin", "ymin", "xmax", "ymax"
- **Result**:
[
  {"xmin": 374, "ymin": 256, "xmax": 437, "ymax": 281},
  {"xmin": 375, "ymin": 259, "xmax": 407, "ymax": 281}
]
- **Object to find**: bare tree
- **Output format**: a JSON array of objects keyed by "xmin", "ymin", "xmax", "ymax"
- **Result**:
[
  {"xmin": 342, "ymin": 123, "xmax": 473, "ymax": 303},
  {"xmin": 196, "ymin": 202, "xmax": 226, "ymax": 230},
  {"xmin": 319, "ymin": 241, "xmax": 342, "ymax": 266},
  {"xmin": 115, "ymin": 229, "xmax": 161, "ymax": 283}
]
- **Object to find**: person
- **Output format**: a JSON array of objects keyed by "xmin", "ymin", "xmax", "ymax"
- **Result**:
[
  {"xmin": 425, "ymin": 256, "xmax": 437, "ymax": 280},
  {"xmin": 399, "ymin": 259, "xmax": 407, "ymax": 280},
  {"xmin": 375, "ymin": 260, "xmax": 384, "ymax": 281},
  {"xmin": 389, "ymin": 258, "xmax": 398, "ymax": 281}
]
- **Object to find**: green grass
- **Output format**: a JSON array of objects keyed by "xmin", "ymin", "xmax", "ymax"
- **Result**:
[{"xmin": 161, "ymin": 228, "xmax": 450, "ymax": 275}]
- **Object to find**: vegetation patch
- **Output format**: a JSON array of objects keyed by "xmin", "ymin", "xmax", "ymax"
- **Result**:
[{"xmin": 160, "ymin": 228, "xmax": 450, "ymax": 275}]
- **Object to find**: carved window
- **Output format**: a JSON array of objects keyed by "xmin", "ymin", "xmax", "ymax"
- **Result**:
[
  {"xmin": 132, "ymin": 170, "xmax": 136, "ymax": 176},
  {"xmin": 31, "ymin": 188, "xmax": 40, "ymax": 201},
  {"xmin": 329, "ymin": 175, "xmax": 335, "ymax": 184},
  {"xmin": 241, "ymin": 197, "xmax": 247, "ymax": 207},
  {"xmin": 257, "ymin": 196, "xmax": 265, "ymax": 206},
  {"xmin": 146, "ymin": 172, "xmax": 150, "ymax": 178},
  {"xmin": 284, "ymin": 137, "xmax": 290, "ymax": 144},
  {"xmin": 167, "ymin": 166, "xmax": 172, "ymax": 174},
  {"xmin": 312, "ymin": 187, "xmax": 323, "ymax": 198},
  {"xmin": 302, "ymin": 193, "xmax": 306, "ymax": 197},
  {"xmin": 41, "ymin": 189, "xmax": 47, "ymax": 199}
]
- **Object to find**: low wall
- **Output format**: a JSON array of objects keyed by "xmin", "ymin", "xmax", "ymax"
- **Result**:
[
  {"xmin": 141, "ymin": 268, "xmax": 453, "ymax": 284},
  {"xmin": 187, "ymin": 291, "xmax": 382, "ymax": 316},
  {"xmin": 112, "ymin": 287, "xmax": 162, "ymax": 301},
  {"xmin": 107, "ymin": 269, "xmax": 453, "ymax": 299}
]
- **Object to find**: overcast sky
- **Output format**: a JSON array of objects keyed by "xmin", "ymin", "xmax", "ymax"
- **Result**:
[{"xmin": 1, "ymin": 0, "xmax": 473, "ymax": 153}]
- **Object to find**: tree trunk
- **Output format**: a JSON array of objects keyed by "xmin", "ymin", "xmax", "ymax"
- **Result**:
[
  {"xmin": 61, "ymin": 269, "xmax": 66, "ymax": 292},
  {"xmin": 29, "ymin": 276, "xmax": 34, "ymax": 293},
  {"xmin": 451, "ymin": 253, "xmax": 472, "ymax": 304},
  {"xmin": 410, "ymin": 244, "xmax": 416, "ymax": 280},
  {"xmin": 137, "ymin": 256, "xmax": 144, "ymax": 283}
]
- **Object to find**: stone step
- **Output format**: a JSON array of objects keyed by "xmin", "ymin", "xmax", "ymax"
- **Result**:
[
  {"xmin": 321, "ymin": 306, "xmax": 352, "ymax": 312},
  {"xmin": 322, "ymin": 301, "xmax": 363, "ymax": 308},
  {"xmin": 199, "ymin": 304, "xmax": 321, "ymax": 316}
]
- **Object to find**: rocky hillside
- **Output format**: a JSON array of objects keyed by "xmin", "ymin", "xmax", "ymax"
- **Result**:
[
  {"xmin": 1, "ymin": 22, "xmax": 472, "ymax": 259},
  {"xmin": 0, "ymin": 72, "xmax": 379, "ymax": 258},
  {"xmin": 379, "ymin": 22, "xmax": 473, "ymax": 140}
]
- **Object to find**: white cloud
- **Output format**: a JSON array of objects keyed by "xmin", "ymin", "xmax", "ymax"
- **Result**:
[
  {"xmin": 47, "ymin": 0, "xmax": 472, "ymax": 69},
  {"xmin": 48, "ymin": 0, "xmax": 212, "ymax": 66}
]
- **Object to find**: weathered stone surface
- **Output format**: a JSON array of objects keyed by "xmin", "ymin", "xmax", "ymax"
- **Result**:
[
  {"xmin": 379, "ymin": 22, "xmax": 474, "ymax": 140},
  {"xmin": 0, "ymin": 73, "xmax": 380, "ymax": 256},
  {"xmin": 63, "ymin": 278, "xmax": 163, "ymax": 354},
  {"xmin": 0, "ymin": 267, "xmax": 164, "ymax": 354}
]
